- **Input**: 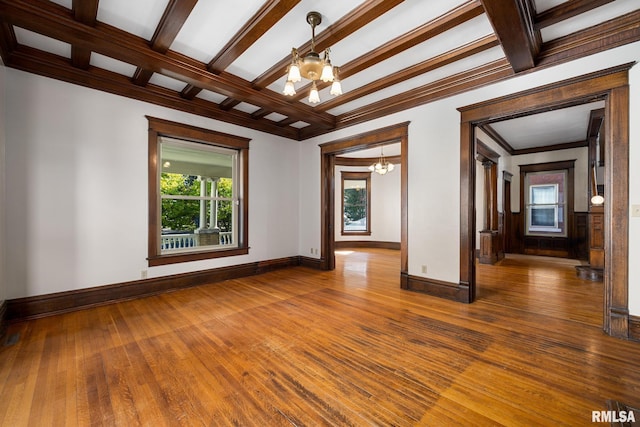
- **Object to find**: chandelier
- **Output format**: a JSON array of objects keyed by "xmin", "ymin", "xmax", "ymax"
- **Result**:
[
  {"xmin": 368, "ymin": 146, "xmax": 395, "ymax": 175},
  {"xmin": 283, "ymin": 11, "xmax": 342, "ymax": 103}
]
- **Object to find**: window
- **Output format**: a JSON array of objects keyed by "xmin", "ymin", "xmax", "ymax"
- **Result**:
[
  {"xmin": 341, "ymin": 171, "xmax": 371, "ymax": 235},
  {"xmin": 148, "ymin": 117, "xmax": 249, "ymax": 266},
  {"xmin": 525, "ymin": 171, "xmax": 566, "ymax": 236}
]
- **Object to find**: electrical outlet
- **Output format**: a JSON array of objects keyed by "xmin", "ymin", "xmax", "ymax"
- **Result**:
[
  {"xmin": 421, "ymin": 265, "xmax": 427, "ymax": 274},
  {"xmin": 141, "ymin": 269, "xmax": 148, "ymax": 279},
  {"xmin": 311, "ymin": 247, "xmax": 314, "ymax": 254},
  {"xmin": 632, "ymin": 205, "xmax": 640, "ymax": 217}
]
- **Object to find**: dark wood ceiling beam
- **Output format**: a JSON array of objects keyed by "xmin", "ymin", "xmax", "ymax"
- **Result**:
[
  {"xmin": 132, "ymin": 0, "xmax": 199, "ymax": 87},
  {"xmin": 250, "ymin": 108, "xmax": 270, "ymax": 120},
  {"xmin": 512, "ymin": 140, "xmax": 588, "ymax": 155},
  {"xmin": 299, "ymin": 59, "xmax": 514, "ymax": 138},
  {"xmin": 5, "ymin": 44, "xmax": 299, "ymax": 139},
  {"xmin": 480, "ymin": 0, "xmax": 540, "ymax": 72},
  {"xmin": 215, "ymin": 0, "xmax": 406, "ymax": 110},
  {"xmin": 537, "ymin": 9, "xmax": 640, "ymax": 67},
  {"xmin": 276, "ymin": 116, "xmax": 300, "ymax": 127},
  {"xmin": 71, "ymin": 0, "xmax": 98, "ymax": 69},
  {"xmin": 0, "ymin": 22, "xmax": 16, "ymax": 62},
  {"xmin": 254, "ymin": 0, "xmax": 405, "ymax": 88},
  {"xmin": 535, "ymin": 0, "xmax": 614, "ymax": 30},
  {"xmin": 302, "ymin": 11, "xmax": 639, "ymax": 139},
  {"xmin": 287, "ymin": 0, "xmax": 485, "ymax": 103},
  {"xmin": 316, "ymin": 34, "xmax": 499, "ymax": 113},
  {"xmin": 0, "ymin": 0, "xmax": 335, "ymax": 128},
  {"xmin": 181, "ymin": 0, "xmax": 300, "ymax": 100}
]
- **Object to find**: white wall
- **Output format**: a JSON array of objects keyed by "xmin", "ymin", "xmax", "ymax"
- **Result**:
[
  {"xmin": 298, "ymin": 42, "xmax": 640, "ymax": 315},
  {"xmin": 4, "ymin": 69, "xmax": 299, "ymax": 299},
  {"xmin": 334, "ymin": 165, "xmax": 401, "ymax": 243},
  {"xmin": 0, "ymin": 61, "xmax": 6, "ymax": 305}
]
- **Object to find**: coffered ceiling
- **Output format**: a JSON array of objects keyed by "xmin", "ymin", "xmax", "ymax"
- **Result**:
[{"xmin": 0, "ymin": 0, "xmax": 638, "ymax": 142}]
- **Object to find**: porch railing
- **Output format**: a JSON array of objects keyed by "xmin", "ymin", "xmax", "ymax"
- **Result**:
[{"xmin": 161, "ymin": 232, "xmax": 233, "ymax": 250}]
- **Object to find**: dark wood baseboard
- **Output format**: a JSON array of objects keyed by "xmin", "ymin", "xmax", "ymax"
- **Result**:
[
  {"xmin": 298, "ymin": 256, "xmax": 325, "ymax": 270},
  {"xmin": 0, "ymin": 300, "xmax": 7, "ymax": 341},
  {"xmin": 334, "ymin": 241, "xmax": 400, "ymax": 250},
  {"xmin": 6, "ymin": 256, "xmax": 301, "ymax": 322},
  {"xmin": 401, "ymin": 272, "xmax": 470, "ymax": 303},
  {"xmin": 256, "ymin": 257, "xmax": 300, "ymax": 274},
  {"xmin": 629, "ymin": 315, "xmax": 640, "ymax": 342}
]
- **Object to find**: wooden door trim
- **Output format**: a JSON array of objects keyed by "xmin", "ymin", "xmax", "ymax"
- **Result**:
[
  {"xmin": 458, "ymin": 64, "xmax": 632, "ymax": 338},
  {"xmin": 320, "ymin": 122, "xmax": 409, "ymax": 275}
]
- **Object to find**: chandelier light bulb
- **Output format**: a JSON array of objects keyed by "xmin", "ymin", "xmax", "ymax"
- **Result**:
[
  {"xmin": 330, "ymin": 79, "xmax": 342, "ymax": 96},
  {"xmin": 308, "ymin": 81, "xmax": 320, "ymax": 103},
  {"xmin": 321, "ymin": 63, "xmax": 334, "ymax": 82},
  {"xmin": 283, "ymin": 80, "xmax": 296, "ymax": 96},
  {"xmin": 287, "ymin": 64, "xmax": 301, "ymax": 83}
]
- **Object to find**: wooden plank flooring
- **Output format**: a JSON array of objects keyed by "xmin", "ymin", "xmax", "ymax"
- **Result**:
[{"xmin": 1, "ymin": 249, "xmax": 639, "ymax": 426}]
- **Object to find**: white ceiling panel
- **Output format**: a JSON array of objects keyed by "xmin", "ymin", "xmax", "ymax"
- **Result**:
[
  {"xmin": 149, "ymin": 73, "xmax": 190, "ymax": 92},
  {"xmin": 97, "ymin": 0, "xmax": 169, "ymax": 41},
  {"xmin": 289, "ymin": 121, "xmax": 311, "ymax": 129},
  {"xmin": 171, "ymin": 0, "xmax": 266, "ymax": 64},
  {"xmin": 327, "ymin": 0, "xmax": 467, "ymax": 66},
  {"xmin": 14, "ymin": 27, "xmax": 71, "ymax": 59},
  {"xmin": 541, "ymin": 0, "xmax": 639, "ymax": 42},
  {"xmin": 90, "ymin": 53, "xmax": 137, "ymax": 77},
  {"xmin": 533, "ymin": 0, "xmax": 567, "ymax": 14},
  {"xmin": 195, "ymin": 89, "xmax": 227, "ymax": 104},
  {"xmin": 329, "ymin": 15, "xmax": 496, "ymax": 95},
  {"xmin": 340, "ymin": 142, "xmax": 401, "ymax": 158},
  {"xmin": 233, "ymin": 102, "xmax": 262, "ymax": 115},
  {"xmin": 264, "ymin": 112, "xmax": 288, "ymax": 122},
  {"xmin": 49, "ymin": 0, "xmax": 72, "ymax": 9},
  {"xmin": 324, "ymin": 46, "xmax": 506, "ymax": 114},
  {"xmin": 490, "ymin": 101, "xmax": 605, "ymax": 149}
]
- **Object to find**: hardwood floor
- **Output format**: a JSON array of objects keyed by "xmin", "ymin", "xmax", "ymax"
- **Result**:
[{"xmin": 1, "ymin": 249, "xmax": 639, "ymax": 426}]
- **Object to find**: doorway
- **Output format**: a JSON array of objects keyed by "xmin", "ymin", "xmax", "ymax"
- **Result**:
[
  {"xmin": 458, "ymin": 64, "xmax": 631, "ymax": 338},
  {"xmin": 320, "ymin": 122, "xmax": 409, "ymax": 282}
]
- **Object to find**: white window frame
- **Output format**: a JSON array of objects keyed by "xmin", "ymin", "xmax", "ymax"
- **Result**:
[{"xmin": 524, "ymin": 171, "xmax": 567, "ymax": 237}]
